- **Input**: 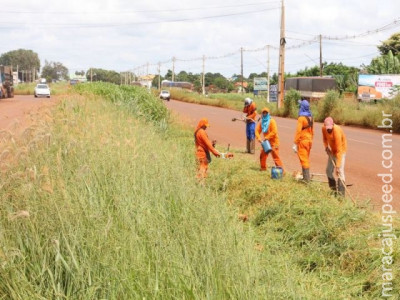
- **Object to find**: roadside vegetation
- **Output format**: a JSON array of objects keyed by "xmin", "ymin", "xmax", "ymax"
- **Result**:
[
  {"xmin": 168, "ymin": 88, "xmax": 400, "ymax": 133},
  {"xmin": 0, "ymin": 83, "xmax": 398, "ymax": 298}
]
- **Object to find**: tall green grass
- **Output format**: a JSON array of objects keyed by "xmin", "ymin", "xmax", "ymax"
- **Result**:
[{"xmin": 0, "ymin": 91, "xmax": 268, "ymax": 298}]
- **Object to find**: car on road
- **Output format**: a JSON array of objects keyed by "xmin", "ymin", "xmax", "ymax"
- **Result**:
[
  {"xmin": 159, "ymin": 90, "xmax": 170, "ymax": 101},
  {"xmin": 34, "ymin": 84, "xmax": 51, "ymax": 98}
]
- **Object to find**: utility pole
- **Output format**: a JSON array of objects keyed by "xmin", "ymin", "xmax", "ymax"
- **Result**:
[
  {"xmin": 90, "ymin": 68, "xmax": 93, "ymax": 82},
  {"xmin": 267, "ymin": 45, "xmax": 270, "ymax": 103},
  {"xmin": 319, "ymin": 34, "xmax": 323, "ymax": 77},
  {"xmin": 158, "ymin": 62, "xmax": 161, "ymax": 90},
  {"xmin": 172, "ymin": 57, "xmax": 175, "ymax": 82},
  {"xmin": 277, "ymin": 0, "xmax": 286, "ymax": 108},
  {"xmin": 202, "ymin": 55, "xmax": 206, "ymax": 95},
  {"xmin": 240, "ymin": 47, "xmax": 244, "ymax": 95}
]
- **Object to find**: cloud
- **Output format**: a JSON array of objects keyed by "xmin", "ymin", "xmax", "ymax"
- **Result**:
[{"xmin": 1, "ymin": 0, "xmax": 399, "ymax": 77}]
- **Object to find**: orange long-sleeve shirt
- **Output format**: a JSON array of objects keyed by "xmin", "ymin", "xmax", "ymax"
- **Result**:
[
  {"xmin": 195, "ymin": 128, "xmax": 219, "ymax": 159},
  {"xmin": 322, "ymin": 125, "xmax": 347, "ymax": 167},
  {"xmin": 294, "ymin": 116, "xmax": 314, "ymax": 144},
  {"xmin": 255, "ymin": 119, "xmax": 280, "ymax": 147},
  {"xmin": 243, "ymin": 102, "xmax": 257, "ymax": 122}
]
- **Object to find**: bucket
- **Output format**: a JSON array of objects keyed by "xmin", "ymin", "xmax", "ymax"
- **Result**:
[
  {"xmin": 271, "ymin": 166, "xmax": 283, "ymax": 180},
  {"xmin": 261, "ymin": 140, "xmax": 272, "ymax": 154}
]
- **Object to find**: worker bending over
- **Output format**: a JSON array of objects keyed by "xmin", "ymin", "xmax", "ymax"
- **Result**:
[
  {"xmin": 322, "ymin": 117, "xmax": 347, "ymax": 196},
  {"xmin": 243, "ymin": 97, "xmax": 257, "ymax": 154},
  {"xmin": 255, "ymin": 107, "xmax": 284, "ymax": 172},
  {"xmin": 194, "ymin": 118, "xmax": 221, "ymax": 182},
  {"xmin": 293, "ymin": 100, "xmax": 314, "ymax": 182}
]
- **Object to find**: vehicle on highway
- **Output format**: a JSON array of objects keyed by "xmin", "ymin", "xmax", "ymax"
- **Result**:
[
  {"xmin": 34, "ymin": 84, "xmax": 51, "ymax": 98},
  {"xmin": 159, "ymin": 90, "xmax": 170, "ymax": 101},
  {"xmin": 0, "ymin": 65, "xmax": 14, "ymax": 99}
]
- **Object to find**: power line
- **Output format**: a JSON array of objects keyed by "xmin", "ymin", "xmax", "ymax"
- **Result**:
[
  {"xmin": 0, "ymin": 1, "xmax": 280, "ymax": 14},
  {"xmin": 322, "ymin": 18, "xmax": 400, "ymax": 40},
  {"xmin": 0, "ymin": 7, "xmax": 280, "ymax": 28}
]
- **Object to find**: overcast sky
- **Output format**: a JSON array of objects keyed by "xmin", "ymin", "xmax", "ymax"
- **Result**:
[{"xmin": 2, "ymin": 0, "xmax": 400, "ymax": 78}]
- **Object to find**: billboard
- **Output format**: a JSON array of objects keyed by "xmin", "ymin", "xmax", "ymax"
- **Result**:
[
  {"xmin": 254, "ymin": 77, "xmax": 268, "ymax": 91},
  {"xmin": 358, "ymin": 74, "xmax": 400, "ymax": 100}
]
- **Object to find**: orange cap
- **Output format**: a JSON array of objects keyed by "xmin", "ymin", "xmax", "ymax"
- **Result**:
[
  {"xmin": 197, "ymin": 118, "xmax": 210, "ymax": 129},
  {"xmin": 262, "ymin": 107, "xmax": 270, "ymax": 114}
]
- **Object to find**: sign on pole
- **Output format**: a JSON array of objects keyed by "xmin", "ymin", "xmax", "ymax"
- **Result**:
[{"xmin": 254, "ymin": 77, "xmax": 268, "ymax": 91}]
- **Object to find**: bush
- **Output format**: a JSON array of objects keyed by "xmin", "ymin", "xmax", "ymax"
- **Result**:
[
  {"xmin": 317, "ymin": 90, "xmax": 342, "ymax": 122},
  {"xmin": 283, "ymin": 89, "xmax": 301, "ymax": 118}
]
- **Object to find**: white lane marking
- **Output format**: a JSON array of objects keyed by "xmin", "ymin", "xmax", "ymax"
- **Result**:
[{"xmin": 348, "ymin": 138, "xmax": 375, "ymax": 145}]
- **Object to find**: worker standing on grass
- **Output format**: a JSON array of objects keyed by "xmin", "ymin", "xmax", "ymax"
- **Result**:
[
  {"xmin": 243, "ymin": 97, "xmax": 257, "ymax": 154},
  {"xmin": 255, "ymin": 107, "xmax": 284, "ymax": 172},
  {"xmin": 322, "ymin": 117, "xmax": 347, "ymax": 196},
  {"xmin": 293, "ymin": 100, "xmax": 314, "ymax": 182},
  {"xmin": 194, "ymin": 118, "xmax": 221, "ymax": 182}
]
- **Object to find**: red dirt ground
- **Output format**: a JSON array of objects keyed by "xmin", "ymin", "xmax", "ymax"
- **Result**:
[{"xmin": 0, "ymin": 95, "xmax": 58, "ymax": 133}]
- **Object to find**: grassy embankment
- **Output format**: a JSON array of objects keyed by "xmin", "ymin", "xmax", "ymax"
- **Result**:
[
  {"xmin": 168, "ymin": 88, "xmax": 400, "ymax": 133},
  {"xmin": 0, "ymin": 83, "xmax": 398, "ymax": 298}
]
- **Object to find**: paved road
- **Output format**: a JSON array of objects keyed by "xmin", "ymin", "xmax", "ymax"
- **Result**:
[{"xmin": 165, "ymin": 99, "xmax": 400, "ymax": 210}]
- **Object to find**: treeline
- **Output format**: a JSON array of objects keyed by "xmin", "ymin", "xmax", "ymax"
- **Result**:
[{"xmin": 1, "ymin": 32, "xmax": 398, "ymax": 88}]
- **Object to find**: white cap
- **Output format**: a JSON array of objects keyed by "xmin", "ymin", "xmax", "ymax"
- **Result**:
[{"xmin": 244, "ymin": 97, "xmax": 253, "ymax": 105}]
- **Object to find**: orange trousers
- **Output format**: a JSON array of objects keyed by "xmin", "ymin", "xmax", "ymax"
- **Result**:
[
  {"xmin": 196, "ymin": 158, "xmax": 209, "ymax": 180},
  {"xmin": 297, "ymin": 140, "xmax": 312, "ymax": 168},
  {"xmin": 259, "ymin": 147, "xmax": 284, "ymax": 171}
]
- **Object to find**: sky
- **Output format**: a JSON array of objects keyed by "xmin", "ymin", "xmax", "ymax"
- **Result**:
[{"xmin": 2, "ymin": 0, "xmax": 400, "ymax": 78}]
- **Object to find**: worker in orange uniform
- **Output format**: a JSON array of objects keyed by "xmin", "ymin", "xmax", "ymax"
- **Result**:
[
  {"xmin": 293, "ymin": 100, "xmax": 314, "ymax": 182},
  {"xmin": 322, "ymin": 117, "xmax": 347, "ymax": 196},
  {"xmin": 194, "ymin": 118, "xmax": 221, "ymax": 181},
  {"xmin": 255, "ymin": 107, "xmax": 284, "ymax": 172},
  {"xmin": 243, "ymin": 98, "xmax": 257, "ymax": 154}
]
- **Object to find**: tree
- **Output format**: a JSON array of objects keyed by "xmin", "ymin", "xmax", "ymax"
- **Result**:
[
  {"xmin": 86, "ymin": 68, "xmax": 120, "ymax": 84},
  {"xmin": 75, "ymin": 70, "xmax": 85, "ymax": 76},
  {"xmin": 367, "ymin": 51, "xmax": 400, "ymax": 74},
  {"xmin": 0, "ymin": 49, "xmax": 40, "ymax": 81},
  {"xmin": 0, "ymin": 49, "xmax": 40, "ymax": 71},
  {"xmin": 176, "ymin": 71, "xmax": 189, "ymax": 82},
  {"xmin": 378, "ymin": 32, "xmax": 400, "ymax": 55},
  {"xmin": 41, "ymin": 61, "xmax": 69, "ymax": 82}
]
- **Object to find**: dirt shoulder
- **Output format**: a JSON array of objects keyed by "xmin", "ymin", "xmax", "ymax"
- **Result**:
[{"xmin": 0, "ymin": 95, "xmax": 59, "ymax": 133}]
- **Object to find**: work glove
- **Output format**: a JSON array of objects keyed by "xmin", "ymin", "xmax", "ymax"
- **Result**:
[
  {"xmin": 325, "ymin": 147, "xmax": 332, "ymax": 155},
  {"xmin": 292, "ymin": 144, "xmax": 298, "ymax": 153}
]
